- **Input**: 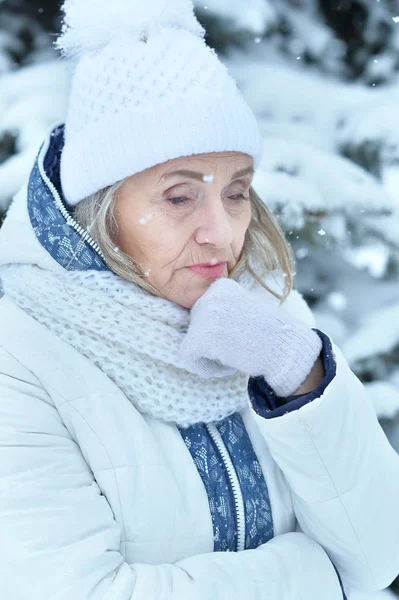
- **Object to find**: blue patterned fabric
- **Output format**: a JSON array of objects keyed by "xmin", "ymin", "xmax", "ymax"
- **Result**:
[
  {"xmin": 179, "ymin": 413, "xmax": 274, "ymax": 552},
  {"xmin": 28, "ymin": 124, "xmax": 275, "ymax": 555},
  {"xmin": 217, "ymin": 413, "xmax": 274, "ymax": 550},
  {"xmin": 27, "ymin": 125, "xmax": 106, "ymax": 272},
  {"xmin": 179, "ymin": 423, "xmax": 237, "ymax": 552}
]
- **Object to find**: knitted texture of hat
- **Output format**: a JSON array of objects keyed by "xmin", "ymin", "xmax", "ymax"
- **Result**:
[{"xmin": 56, "ymin": 0, "xmax": 263, "ymax": 206}]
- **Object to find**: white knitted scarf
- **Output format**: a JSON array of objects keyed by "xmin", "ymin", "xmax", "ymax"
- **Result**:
[{"xmin": 0, "ymin": 263, "xmax": 285, "ymax": 427}]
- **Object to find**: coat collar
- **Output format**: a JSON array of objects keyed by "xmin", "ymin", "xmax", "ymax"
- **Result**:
[{"xmin": 27, "ymin": 124, "xmax": 107, "ymax": 272}]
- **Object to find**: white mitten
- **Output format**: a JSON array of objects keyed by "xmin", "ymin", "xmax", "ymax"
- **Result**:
[{"xmin": 179, "ymin": 278, "xmax": 323, "ymax": 397}]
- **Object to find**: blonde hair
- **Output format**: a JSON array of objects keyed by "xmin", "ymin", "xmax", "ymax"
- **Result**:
[{"xmin": 73, "ymin": 183, "xmax": 295, "ymax": 302}]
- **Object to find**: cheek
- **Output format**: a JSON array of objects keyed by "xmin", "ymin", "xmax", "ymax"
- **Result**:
[
  {"xmin": 119, "ymin": 219, "xmax": 188, "ymax": 271},
  {"xmin": 115, "ymin": 199, "xmax": 169, "ymax": 261}
]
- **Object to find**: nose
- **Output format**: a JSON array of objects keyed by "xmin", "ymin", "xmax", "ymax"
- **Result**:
[{"xmin": 194, "ymin": 197, "xmax": 233, "ymax": 248}]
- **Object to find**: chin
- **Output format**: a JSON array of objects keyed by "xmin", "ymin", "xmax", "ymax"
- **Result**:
[
  {"xmin": 183, "ymin": 277, "xmax": 229, "ymax": 309},
  {"xmin": 162, "ymin": 270, "xmax": 230, "ymax": 309}
]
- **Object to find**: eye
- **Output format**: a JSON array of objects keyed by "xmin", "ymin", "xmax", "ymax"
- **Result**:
[
  {"xmin": 228, "ymin": 193, "xmax": 250, "ymax": 202},
  {"xmin": 167, "ymin": 196, "xmax": 191, "ymax": 205}
]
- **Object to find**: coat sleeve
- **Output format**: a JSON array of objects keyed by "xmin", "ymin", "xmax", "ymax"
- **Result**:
[
  {"xmin": 251, "ymin": 334, "xmax": 399, "ymax": 593},
  {"xmin": 0, "ymin": 346, "xmax": 344, "ymax": 600}
]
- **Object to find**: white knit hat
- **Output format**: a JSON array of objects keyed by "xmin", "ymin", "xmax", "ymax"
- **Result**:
[{"xmin": 56, "ymin": 0, "xmax": 264, "ymax": 207}]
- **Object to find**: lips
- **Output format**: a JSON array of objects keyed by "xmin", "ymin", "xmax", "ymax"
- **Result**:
[
  {"xmin": 187, "ymin": 262, "xmax": 227, "ymax": 280},
  {"xmin": 191, "ymin": 261, "xmax": 225, "ymax": 267}
]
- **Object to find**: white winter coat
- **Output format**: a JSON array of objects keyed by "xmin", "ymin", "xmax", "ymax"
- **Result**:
[{"xmin": 0, "ymin": 167, "xmax": 399, "ymax": 599}]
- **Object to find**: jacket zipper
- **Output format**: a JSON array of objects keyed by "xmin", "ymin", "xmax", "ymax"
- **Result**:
[
  {"xmin": 205, "ymin": 423, "xmax": 246, "ymax": 552},
  {"xmin": 37, "ymin": 133, "xmax": 106, "ymax": 261}
]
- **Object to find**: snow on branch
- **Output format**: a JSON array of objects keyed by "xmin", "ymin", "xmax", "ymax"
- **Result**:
[
  {"xmin": 342, "ymin": 302, "xmax": 399, "ymax": 364},
  {"xmin": 364, "ymin": 381, "xmax": 399, "ymax": 420},
  {"xmin": 193, "ymin": 0, "xmax": 277, "ymax": 35},
  {"xmin": 253, "ymin": 137, "xmax": 392, "ymax": 230},
  {"xmin": 0, "ymin": 61, "xmax": 69, "ymax": 211}
]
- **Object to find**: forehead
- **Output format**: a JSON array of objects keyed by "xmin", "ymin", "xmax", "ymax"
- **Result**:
[{"xmin": 156, "ymin": 151, "xmax": 254, "ymax": 179}]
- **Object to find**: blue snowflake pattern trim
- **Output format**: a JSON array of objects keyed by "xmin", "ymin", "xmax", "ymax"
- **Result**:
[
  {"xmin": 217, "ymin": 413, "xmax": 274, "ymax": 550},
  {"xmin": 179, "ymin": 412, "xmax": 274, "ymax": 552},
  {"xmin": 27, "ymin": 125, "xmax": 106, "ymax": 272},
  {"xmin": 179, "ymin": 422, "xmax": 237, "ymax": 552}
]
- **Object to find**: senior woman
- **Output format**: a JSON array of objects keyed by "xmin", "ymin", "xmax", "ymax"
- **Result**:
[{"xmin": 0, "ymin": 2, "xmax": 398, "ymax": 599}]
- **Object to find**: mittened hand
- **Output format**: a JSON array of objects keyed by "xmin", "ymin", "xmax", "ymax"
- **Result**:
[{"xmin": 179, "ymin": 277, "xmax": 323, "ymax": 397}]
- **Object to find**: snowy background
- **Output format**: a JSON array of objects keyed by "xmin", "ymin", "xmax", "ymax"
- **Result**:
[{"xmin": 1, "ymin": 1, "xmax": 399, "ymax": 596}]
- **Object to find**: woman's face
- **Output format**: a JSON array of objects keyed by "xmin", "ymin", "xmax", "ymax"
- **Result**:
[{"xmin": 114, "ymin": 151, "xmax": 254, "ymax": 309}]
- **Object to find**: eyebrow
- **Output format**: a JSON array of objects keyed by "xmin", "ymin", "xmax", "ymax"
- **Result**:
[{"xmin": 160, "ymin": 166, "xmax": 254, "ymax": 183}]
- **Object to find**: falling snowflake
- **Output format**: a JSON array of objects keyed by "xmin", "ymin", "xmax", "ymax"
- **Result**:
[
  {"xmin": 114, "ymin": 246, "xmax": 120, "ymax": 253},
  {"xmin": 202, "ymin": 174, "xmax": 214, "ymax": 183},
  {"xmin": 296, "ymin": 247, "xmax": 309, "ymax": 259},
  {"xmin": 317, "ymin": 228, "xmax": 326, "ymax": 236},
  {"xmin": 328, "ymin": 292, "xmax": 348, "ymax": 312},
  {"xmin": 139, "ymin": 213, "xmax": 154, "ymax": 225},
  {"xmin": 144, "ymin": 269, "xmax": 151, "ymax": 278},
  {"xmin": 393, "ymin": 16, "xmax": 399, "ymax": 22}
]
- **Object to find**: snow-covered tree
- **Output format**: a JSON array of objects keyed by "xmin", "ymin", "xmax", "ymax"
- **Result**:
[{"xmin": 0, "ymin": 0, "xmax": 67, "ymax": 214}]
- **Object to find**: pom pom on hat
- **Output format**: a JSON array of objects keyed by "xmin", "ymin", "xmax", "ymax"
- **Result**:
[{"xmin": 56, "ymin": 0, "xmax": 204, "ymax": 58}]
